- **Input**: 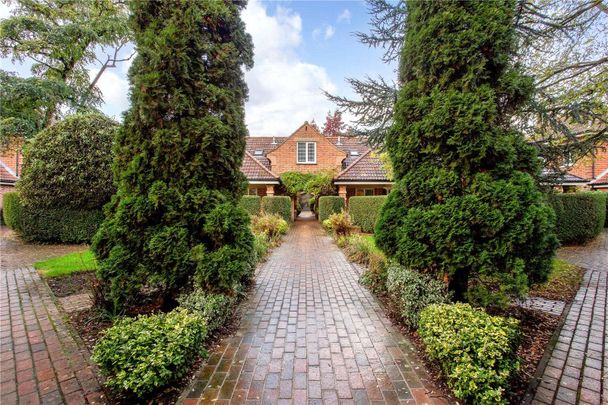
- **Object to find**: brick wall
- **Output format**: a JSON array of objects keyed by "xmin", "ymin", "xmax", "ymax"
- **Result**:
[
  {"xmin": 569, "ymin": 142, "xmax": 608, "ymax": 180},
  {"xmin": 0, "ymin": 140, "xmax": 23, "ymax": 177},
  {"xmin": 266, "ymin": 123, "xmax": 346, "ymax": 175}
]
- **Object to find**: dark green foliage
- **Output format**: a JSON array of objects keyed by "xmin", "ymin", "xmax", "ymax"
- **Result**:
[
  {"xmin": 348, "ymin": 196, "xmax": 387, "ymax": 233},
  {"xmin": 18, "ymin": 113, "xmax": 117, "ymax": 210},
  {"xmin": 386, "ymin": 264, "xmax": 449, "ymax": 329},
  {"xmin": 239, "ymin": 195, "xmax": 261, "ymax": 216},
  {"xmin": 2, "ymin": 192, "xmax": 102, "ymax": 243},
  {"xmin": 547, "ymin": 192, "xmax": 607, "ymax": 244},
  {"xmin": 376, "ymin": 0, "xmax": 558, "ymax": 301},
  {"xmin": 2, "ymin": 192, "xmax": 22, "ymax": 231},
  {"xmin": 261, "ymin": 196, "xmax": 291, "ymax": 223},
  {"xmin": 93, "ymin": 0, "xmax": 255, "ymax": 311},
  {"xmin": 419, "ymin": 304, "xmax": 520, "ymax": 404},
  {"xmin": 92, "ymin": 308, "xmax": 207, "ymax": 396},
  {"xmin": 318, "ymin": 196, "xmax": 345, "ymax": 222}
]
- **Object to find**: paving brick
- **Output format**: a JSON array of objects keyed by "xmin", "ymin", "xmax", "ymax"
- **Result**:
[
  {"xmin": 0, "ymin": 227, "xmax": 104, "ymax": 404},
  {"xmin": 532, "ymin": 230, "xmax": 607, "ymax": 405}
]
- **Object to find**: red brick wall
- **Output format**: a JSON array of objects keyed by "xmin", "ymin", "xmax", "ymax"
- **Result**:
[
  {"xmin": 0, "ymin": 140, "xmax": 23, "ymax": 177},
  {"xmin": 569, "ymin": 142, "xmax": 608, "ymax": 180},
  {"xmin": 266, "ymin": 123, "xmax": 346, "ymax": 175}
]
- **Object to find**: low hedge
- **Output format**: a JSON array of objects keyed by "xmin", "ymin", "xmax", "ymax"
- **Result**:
[
  {"xmin": 2, "ymin": 192, "xmax": 103, "ymax": 243},
  {"xmin": 318, "ymin": 196, "xmax": 344, "ymax": 222},
  {"xmin": 2, "ymin": 192, "xmax": 23, "ymax": 231},
  {"xmin": 348, "ymin": 196, "xmax": 387, "ymax": 233},
  {"xmin": 240, "ymin": 195, "xmax": 261, "ymax": 216},
  {"xmin": 92, "ymin": 308, "xmax": 207, "ymax": 396},
  {"xmin": 419, "ymin": 304, "xmax": 520, "ymax": 404},
  {"xmin": 261, "ymin": 196, "xmax": 291, "ymax": 222},
  {"xmin": 547, "ymin": 192, "xmax": 607, "ymax": 244}
]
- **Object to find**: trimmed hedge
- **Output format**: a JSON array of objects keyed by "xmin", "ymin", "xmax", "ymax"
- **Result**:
[
  {"xmin": 348, "ymin": 196, "xmax": 388, "ymax": 233},
  {"xmin": 419, "ymin": 304, "xmax": 520, "ymax": 404},
  {"xmin": 547, "ymin": 192, "xmax": 607, "ymax": 244},
  {"xmin": 318, "ymin": 196, "xmax": 344, "ymax": 222},
  {"xmin": 240, "ymin": 195, "xmax": 261, "ymax": 216},
  {"xmin": 261, "ymin": 196, "xmax": 291, "ymax": 222},
  {"xmin": 2, "ymin": 192, "xmax": 102, "ymax": 243},
  {"xmin": 2, "ymin": 192, "xmax": 22, "ymax": 231}
]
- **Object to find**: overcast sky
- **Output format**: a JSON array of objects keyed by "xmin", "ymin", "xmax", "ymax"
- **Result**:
[{"xmin": 0, "ymin": 0, "xmax": 396, "ymax": 136}]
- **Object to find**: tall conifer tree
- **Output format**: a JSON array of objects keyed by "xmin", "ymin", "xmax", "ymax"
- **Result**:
[
  {"xmin": 93, "ymin": 0, "xmax": 255, "ymax": 310},
  {"xmin": 376, "ymin": 0, "xmax": 558, "ymax": 301}
]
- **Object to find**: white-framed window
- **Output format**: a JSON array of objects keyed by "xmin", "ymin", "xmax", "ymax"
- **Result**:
[{"xmin": 297, "ymin": 141, "xmax": 316, "ymax": 164}]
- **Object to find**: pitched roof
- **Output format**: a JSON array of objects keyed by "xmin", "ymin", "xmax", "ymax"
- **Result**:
[
  {"xmin": 542, "ymin": 169, "xmax": 588, "ymax": 184},
  {"xmin": 590, "ymin": 167, "xmax": 608, "ymax": 186},
  {"xmin": 240, "ymin": 151, "xmax": 278, "ymax": 181},
  {"xmin": 0, "ymin": 159, "xmax": 18, "ymax": 185},
  {"xmin": 335, "ymin": 150, "xmax": 391, "ymax": 182}
]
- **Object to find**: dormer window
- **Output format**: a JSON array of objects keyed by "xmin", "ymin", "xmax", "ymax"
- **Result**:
[
  {"xmin": 254, "ymin": 149, "xmax": 264, "ymax": 156},
  {"xmin": 297, "ymin": 141, "xmax": 316, "ymax": 164}
]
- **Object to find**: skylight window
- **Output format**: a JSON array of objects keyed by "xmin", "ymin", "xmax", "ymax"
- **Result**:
[
  {"xmin": 254, "ymin": 150, "xmax": 263, "ymax": 156},
  {"xmin": 350, "ymin": 151, "xmax": 359, "ymax": 156}
]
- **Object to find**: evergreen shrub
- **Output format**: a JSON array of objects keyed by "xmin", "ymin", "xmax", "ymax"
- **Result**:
[
  {"xmin": 318, "ymin": 196, "xmax": 344, "ymax": 222},
  {"xmin": 386, "ymin": 264, "xmax": 449, "ymax": 329},
  {"xmin": 92, "ymin": 308, "xmax": 207, "ymax": 396},
  {"xmin": 92, "ymin": 0, "xmax": 255, "ymax": 310},
  {"xmin": 547, "ymin": 192, "xmax": 607, "ymax": 244},
  {"xmin": 376, "ymin": 0, "xmax": 558, "ymax": 300},
  {"xmin": 177, "ymin": 289, "xmax": 235, "ymax": 336},
  {"xmin": 419, "ymin": 304, "xmax": 520, "ymax": 404},
  {"xmin": 348, "ymin": 196, "xmax": 387, "ymax": 233},
  {"xmin": 261, "ymin": 196, "xmax": 291, "ymax": 222},
  {"xmin": 240, "ymin": 195, "xmax": 261, "ymax": 216}
]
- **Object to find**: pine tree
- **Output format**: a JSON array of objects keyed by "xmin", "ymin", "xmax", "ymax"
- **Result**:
[
  {"xmin": 93, "ymin": 0, "xmax": 255, "ymax": 311},
  {"xmin": 375, "ymin": 0, "xmax": 558, "ymax": 302}
]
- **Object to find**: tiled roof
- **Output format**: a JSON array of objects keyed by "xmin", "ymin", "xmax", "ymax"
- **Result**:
[
  {"xmin": 335, "ymin": 150, "xmax": 391, "ymax": 182},
  {"xmin": 542, "ymin": 169, "xmax": 588, "ymax": 184},
  {"xmin": 0, "ymin": 159, "xmax": 18, "ymax": 185},
  {"xmin": 590, "ymin": 168, "xmax": 608, "ymax": 186},
  {"xmin": 244, "ymin": 134, "xmax": 389, "ymax": 182},
  {"xmin": 240, "ymin": 151, "xmax": 278, "ymax": 181}
]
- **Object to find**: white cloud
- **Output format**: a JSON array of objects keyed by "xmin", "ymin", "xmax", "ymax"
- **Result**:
[
  {"xmin": 88, "ymin": 68, "xmax": 129, "ymax": 120},
  {"xmin": 242, "ymin": 0, "xmax": 337, "ymax": 135},
  {"xmin": 337, "ymin": 9, "xmax": 351, "ymax": 24},
  {"xmin": 324, "ymin": 25, "xmax": 335, "ymax": 40}
]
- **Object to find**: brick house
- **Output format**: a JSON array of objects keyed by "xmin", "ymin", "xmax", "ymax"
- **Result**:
[
  {"xmin": 550, "ymin": 140, "xmax": 608, "ymax": 193},
  {"xmin": 0, "ymin": 141, "xmax": 23, "ymax": 210},
  {"xmin": 241, "ymin": 122, "xmax": 392, "ymax": 203}
]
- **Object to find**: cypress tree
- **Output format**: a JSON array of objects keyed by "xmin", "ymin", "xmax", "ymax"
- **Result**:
[
  {"xmin": 375, "ymin": 0, "xmax": 558, "ymax": 301},
  {"xmin": 93, "ymin": 0, "xmax": 255, "ymax": 311}
]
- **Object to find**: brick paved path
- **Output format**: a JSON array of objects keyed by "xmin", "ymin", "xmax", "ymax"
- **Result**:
[
  {"xmin": 0, "ymin": 226, "xmax": 104, "ymax": 404},
  {"xmin": 531, "ymin": 229, "xmax": 608, "ymax": 405},
  {"xmin": 181, "ymin": 216, "xmax": 447, "ymax": 405}
]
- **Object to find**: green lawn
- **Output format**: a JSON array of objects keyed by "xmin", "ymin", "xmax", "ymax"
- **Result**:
[
  {"xmin": 530, "ymin": 258, "xmax": 584, "ymax": 302},
  {"xmin": 34, "ymin": 249, "xmax": 98, "ymax": 278}
]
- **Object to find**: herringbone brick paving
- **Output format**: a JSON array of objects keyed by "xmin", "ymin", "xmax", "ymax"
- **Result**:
[{"xmin": 180, "ymin": 215, "xmax": 448, "ymax": 405}]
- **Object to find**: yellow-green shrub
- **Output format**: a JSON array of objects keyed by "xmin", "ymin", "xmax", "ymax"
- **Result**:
[{"xmin": 419, "ymin": 304, "xmax": 520, "ymax": 404}]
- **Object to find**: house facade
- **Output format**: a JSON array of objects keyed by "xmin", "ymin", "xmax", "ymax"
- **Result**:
[
  {"xmin": 241, "ymin": 122, "xmax": 392, "ymax": 202},
  {"xmin": 551, "ymin": 141, "xmax": 608, "ymax": 193},
  {"xmin": 0, "ymin": 141, "xmax": 23, "ymax": 210}
]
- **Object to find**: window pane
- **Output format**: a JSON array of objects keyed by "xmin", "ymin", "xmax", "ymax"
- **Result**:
[
  {"xmin": 307, "ymin": 142, "xmax": 315, "ymax": 162},
  {"xmin": 297, "ymin": 142, "xmax": 306, "ymax": 163}
]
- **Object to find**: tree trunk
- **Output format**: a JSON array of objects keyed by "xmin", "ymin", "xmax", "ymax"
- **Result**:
[{"xmin": 448, "ymin": 268, "xmax": 469, "ymax": 302}]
